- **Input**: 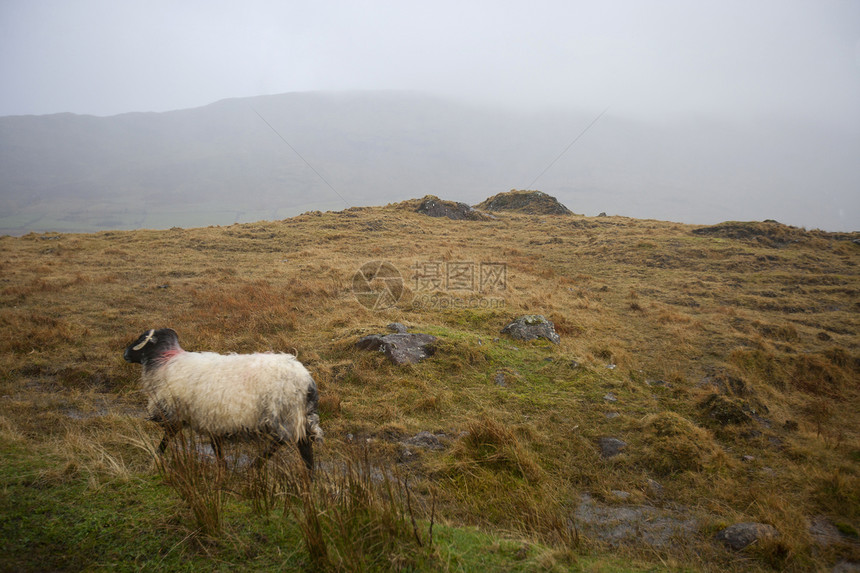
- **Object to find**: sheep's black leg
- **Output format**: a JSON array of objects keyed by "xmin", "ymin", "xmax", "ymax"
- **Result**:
[
  {"xmin": 254, "ymin": 438, "xmax": 284, "ymax": 469},
  {"xmin": 297, "ymin": 439, "xmax": 314, "ymax": 473},
  {"xmin": 210, "ymin": 435, "xmax": 226, "ymax": 466},
  {"xmin": 157, "ymin": 423, "xmax": 180, "ymax": 453}
]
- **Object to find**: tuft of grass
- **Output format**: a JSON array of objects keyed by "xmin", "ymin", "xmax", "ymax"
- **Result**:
[
  {"xmin": 634, "ymin": 411, "xmax": 729, "ymax": 476},
  {"xmin": 814, "ymin": 468, "xmax": 860, "ymax": 521},
  {"xmin": 285, "ymin": 445, "xmax": 437, "ymax": 571},
  {"xmin": 156, "ymin": 429, "xmax": 225, "ymax": 537},
  {"xmin": 455, "ymin": 416, "xmax": 544, "ymax": 483},
  {"xmin": 791, "ymin": 353, "xmax": 848, "ymax": 397}
]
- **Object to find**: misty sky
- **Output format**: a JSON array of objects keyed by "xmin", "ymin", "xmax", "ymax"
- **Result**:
[{"xmin": 2, "ymin": 0, "xmax": 859, "ymax": 124}]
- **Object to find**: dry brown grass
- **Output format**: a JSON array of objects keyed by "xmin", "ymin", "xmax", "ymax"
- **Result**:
[{"xmin": 1, "ymin": 204, "xmax": 858, "ymax": 571}]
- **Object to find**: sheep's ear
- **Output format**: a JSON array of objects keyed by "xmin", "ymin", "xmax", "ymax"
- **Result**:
[{"xmin": 132, "ymin": 329, "xmax": 156, "ymax": 351}]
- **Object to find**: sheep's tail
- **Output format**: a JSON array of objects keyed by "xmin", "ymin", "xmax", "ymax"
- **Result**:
[{"xmin": 305, "ymin": 381, "xmax": 324, "ymax": 443}]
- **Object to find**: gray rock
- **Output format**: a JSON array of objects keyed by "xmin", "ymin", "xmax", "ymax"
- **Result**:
[
  {"xmin": 387, "ymin": 322, "xmax": 408, "ymax": 333},
  {"xmin": 355, "ymin": 334, "xmax": 385, "ymax": 351},
  {"xmin": 382, "ymin": 333, "xmax": 437, "ymax": 365},
  {"xmin": 715, "ymin": 522, "xmax": 780, "ymax": 551},
  {"xmin": 475, "ymin": 190, "xmax": 573, "ymax": 215},
  {"xmin": 597, "ymin": 437, "xmax": 627, "ymax": 458},
  {"xmin": 416, "ymin": 196, "xmax": 494, "ymax": 221},
  {"xmin": 646, "ymin": 478, "xmax": 664, "ymax": 496},
  {"xmin": 501, "ymin": 315, "xmax": 561, "ymax": 344},
  {"xmin": 495, "ymin": 371, "xmax": 507, "ymax": 387},
  {"xmin": 356, "ymin": 332, "xmax": 437, "ymax": 365},
  {"xmin": 810, "ymin": 516, "xmax": 843, "ymax": 547},
  {"xmin": 494, "ymin": 369, "xmax": 520, "ymax": 387},
  {"xmin": 403, "ymin": 431, "xmax": 446, "ymax": 450},
  {"xmin": 604, "ymin": 393, "xmax": 617, "ymax": 403},
  {"xmin": 809, "ymin": 515, "xmax": 859, "ymax": 548},
  {"xmin": 574, "ymin": 493, "xmax": 698, "ymax": 549}
]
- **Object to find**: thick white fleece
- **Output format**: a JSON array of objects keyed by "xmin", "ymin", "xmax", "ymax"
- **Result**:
[{"xmin": 142, "ymin": 351, "xmax": 320, "ymax": 443}]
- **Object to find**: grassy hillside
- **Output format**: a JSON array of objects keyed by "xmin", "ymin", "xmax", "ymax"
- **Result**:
[{"xmin": 0, "ymin": 203, "xmax": 858, "ymax": 571}]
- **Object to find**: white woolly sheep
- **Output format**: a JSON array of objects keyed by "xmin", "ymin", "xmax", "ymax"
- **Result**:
[{"xmin": 123, "ymin": 328, "xmax": 323, "ymax": 471}]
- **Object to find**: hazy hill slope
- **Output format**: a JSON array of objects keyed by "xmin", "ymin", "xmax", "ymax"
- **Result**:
[
  {"xmin": 2, "ymin": 91, "xmax": 859, "ymax": 235},
  {"xmin": 0, "ymin": 92, "xmax": 543, "ymax": 233}
]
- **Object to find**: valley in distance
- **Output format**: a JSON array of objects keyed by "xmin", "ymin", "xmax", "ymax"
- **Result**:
[{"xmin": 2, "ymin": 90, "xmax": 858, "ymax": 236}]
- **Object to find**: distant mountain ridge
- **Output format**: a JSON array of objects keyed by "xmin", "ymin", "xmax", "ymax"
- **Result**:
[{"xmin": 1, "ymin": 91, "xmax": 858, "ymax": 234}]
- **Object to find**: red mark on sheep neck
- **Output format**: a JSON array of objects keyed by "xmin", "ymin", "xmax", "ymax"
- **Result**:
[{"xmin": 154, "ymin": 348, "xmax": 184, "ymax": 366}]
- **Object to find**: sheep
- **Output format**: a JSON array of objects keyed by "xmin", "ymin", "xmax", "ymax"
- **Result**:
[{"xmin": 123, "ymin": 328, "xmax": 322, "ymax": 471}]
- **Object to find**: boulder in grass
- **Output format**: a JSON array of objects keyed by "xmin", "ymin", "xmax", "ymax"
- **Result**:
[
  {"xmin": 403, "ymin": 431, "xmax": 446, "ymax": 451},
  {"xmin": 356, "ymin": 332, "xmax": 437, "ymax": 365},
  {"xmin": 501, "ymin": 315, "xmax": 561, "ymax": 344},
  {"xmin": 381, "ymin": 333, "xmax": 437, "ymax": 365},
  {"xmin": 597, "ymin": 437, "xmax": 627, "ymax": 458},
  {"xmin": 715, "ymin": 522, "xmax": 780, "ymax": 551}
]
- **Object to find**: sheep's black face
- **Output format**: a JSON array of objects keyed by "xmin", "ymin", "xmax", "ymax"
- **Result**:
[{"xmin": 124, "ymin": 328, "xmax": 180, "ymax": 364}]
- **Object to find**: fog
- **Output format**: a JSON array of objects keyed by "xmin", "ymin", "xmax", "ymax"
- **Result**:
[
  {"xmin": 1, "ymin": 0, "xmax": 859, "ymax": 231},
  {"xmin": 3, "ymin": 0, "xmax": 858, "ymax": 122}
]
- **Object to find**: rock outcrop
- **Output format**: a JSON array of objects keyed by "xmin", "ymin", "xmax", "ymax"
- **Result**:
[
  {"xmin": 574, "ymin": 493, "xmax": 698, "ymax": 549},
  {"xmin": 415, "ymin": 195, "xmax": 494, "ymax": 221},
  {"xmin": 476, "ymin": 190, "xmax": 573, "ymax": 215}
]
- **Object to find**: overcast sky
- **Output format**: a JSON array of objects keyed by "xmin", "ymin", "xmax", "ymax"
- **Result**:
[{"xmin": 2, "ymin": 0, "xmax": 859, "ymax": 124}]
